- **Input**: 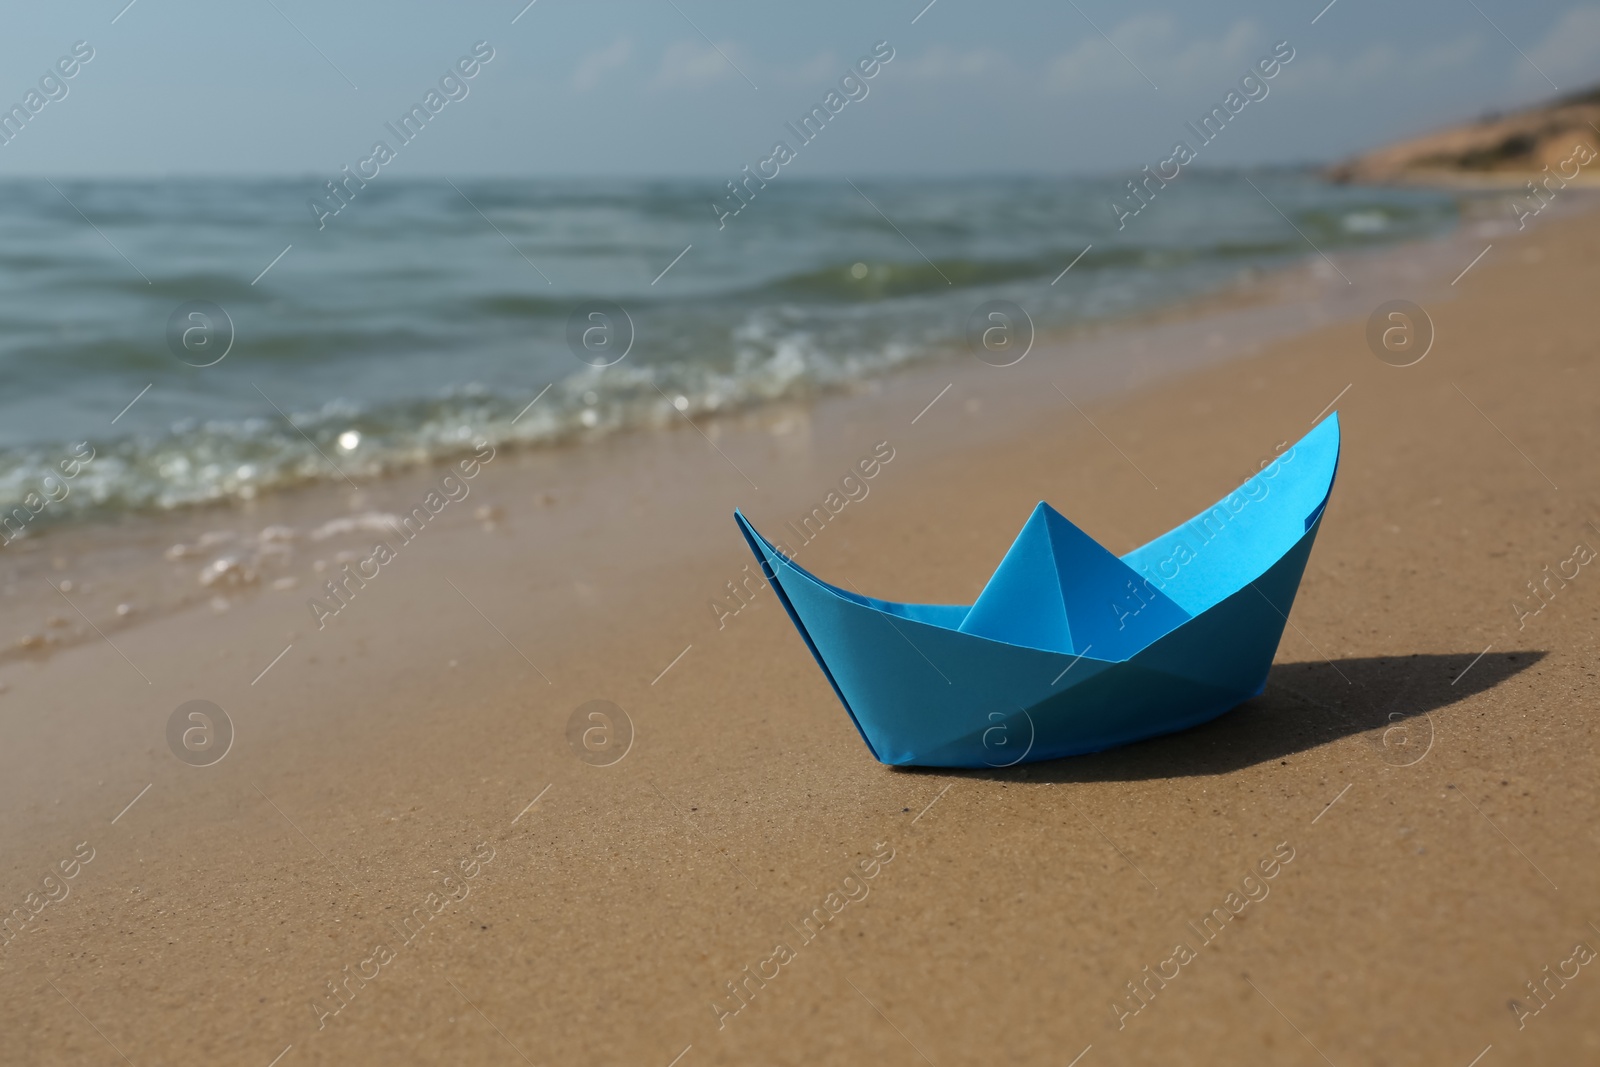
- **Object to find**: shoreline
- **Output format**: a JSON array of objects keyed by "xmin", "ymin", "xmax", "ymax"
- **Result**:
[
  {"xmin": 0, "ymin": 194, "xmax": 1535, "ymax": 672},
  {"xmin": 0, "ymin": 169, "xmax": 1471, "ymax": 528}
]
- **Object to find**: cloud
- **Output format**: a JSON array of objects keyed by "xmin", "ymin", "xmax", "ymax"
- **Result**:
[
  {"xmin": 572, "ymin": 38, "xmax": 633, "ymax": 92},
  {"xmin": 653, "ymin": 39, "xmax": 745, "ymax": 89},
  {"xmin": 1519, "ymin": 4, "xmax": 1600, "ymax": 93},
  {"xmin": 1046, "ymin": 16, "xmax": 1264, "ymax": 94},
  {"xmin": 898, "ymin": 44, "xmax": 1010, "ymax": 83},
  {"xmin": 786, "ymin": 50, "xmax": 840, "ymax": 85},
  {"xmin": 1289, "ymin": 34, "xmax": 1482, "ymax": 96}
]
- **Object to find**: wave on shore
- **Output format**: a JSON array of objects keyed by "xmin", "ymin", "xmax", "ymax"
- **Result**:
[{"xmin": 0, "ymin": 172, "xmax": 1460, "ymax": 524}]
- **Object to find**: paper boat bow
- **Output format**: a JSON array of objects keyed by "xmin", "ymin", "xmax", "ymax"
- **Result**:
[{"xmin": 735, "ymin": 414, "xmax": 1340, "ymax": 768}]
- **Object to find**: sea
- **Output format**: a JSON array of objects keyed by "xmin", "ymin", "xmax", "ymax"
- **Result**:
[{"xmin": 0, "ymin": 171, "xmax": 1459, "ymax": 525}]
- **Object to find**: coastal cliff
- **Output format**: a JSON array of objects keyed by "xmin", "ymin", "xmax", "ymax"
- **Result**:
[{"xmin": 1328, "ymin": 85, "xmax": 1600, "ymax": 185}]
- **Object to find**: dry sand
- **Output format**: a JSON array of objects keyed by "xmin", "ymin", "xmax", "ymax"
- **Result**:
[{"xmin": 3, "ymin": 200, "xmax": 1599, "ymax": 1066}]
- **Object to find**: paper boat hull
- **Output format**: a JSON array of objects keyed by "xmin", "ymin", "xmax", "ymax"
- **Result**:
[{"xmin": 736, "ymin": 416, "xmax": 1339, "ymax": 768}]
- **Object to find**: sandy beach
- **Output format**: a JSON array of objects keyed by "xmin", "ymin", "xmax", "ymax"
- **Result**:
[{"xmin": 3, "ymin": 192, "xmax": 1599, "ymax": 1067}]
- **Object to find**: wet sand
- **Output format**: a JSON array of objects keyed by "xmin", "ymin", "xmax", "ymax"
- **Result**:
[{"xmin": 3, "ymin": 202, "xmax": 1599, "ymax": 1065}]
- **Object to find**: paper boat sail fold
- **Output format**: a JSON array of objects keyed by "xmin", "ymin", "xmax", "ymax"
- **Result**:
[
  {"xmin": 734, "ymin": 414, "xmax": 1341, "ymax": 768},
  {"xmin": 957, "ymin": 502, "xmax": 1192, "ymax": 659}
]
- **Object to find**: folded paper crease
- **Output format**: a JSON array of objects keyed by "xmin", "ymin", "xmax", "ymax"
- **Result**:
[{"xmin": 736, "ymin": 414, "xmax": 1341, "ymax": 767}]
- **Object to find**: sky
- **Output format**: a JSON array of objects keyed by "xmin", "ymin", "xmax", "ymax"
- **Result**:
[{"xmin": 0, "ymin": 0, "xmax": 1597, "ymax": 178}]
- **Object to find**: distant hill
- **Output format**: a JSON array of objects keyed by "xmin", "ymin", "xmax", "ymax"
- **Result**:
[{"xmin": 1328, "ymin": 85, "xmax": 1600, "ymax": 186}]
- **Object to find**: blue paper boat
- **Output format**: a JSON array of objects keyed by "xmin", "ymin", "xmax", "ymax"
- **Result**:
[{"xmin": 735, "ymin": 414, "xmax": 1340, "ymax": 768}]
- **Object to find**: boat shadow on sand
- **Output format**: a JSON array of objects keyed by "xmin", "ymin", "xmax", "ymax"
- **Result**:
[{"xmin": 909, "ymin": 650, "xmax": 1544, "ymax": 783}]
